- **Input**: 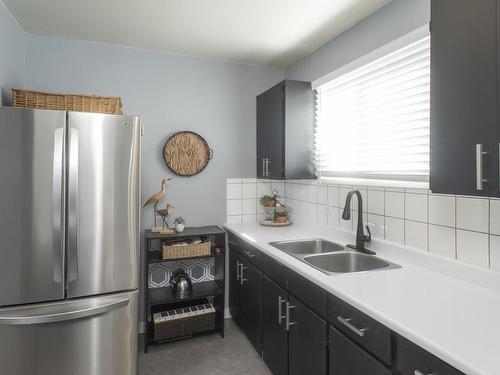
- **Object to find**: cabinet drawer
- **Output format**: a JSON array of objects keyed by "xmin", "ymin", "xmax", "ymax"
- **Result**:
[
  {"xmin": 261, "ymin": 253, "xmax": 288, "ymax": 288},
  {"xmin": 328, "ymin": 294, "xmax": 392, "ymax": 365},
  {"xmin": 329, "ymin": 327, "xmax": 391, "ymax": 375},
  {"xmin": 288, "ymin": 271, "xmax": 327, "ymax": 319},
  {"xmin": 396, "ymin": 335, "xmax": 464, "ymax": 375},
  {"xmin": 227, "ymin": 233, "xmax": 262, "ymax": 267}
]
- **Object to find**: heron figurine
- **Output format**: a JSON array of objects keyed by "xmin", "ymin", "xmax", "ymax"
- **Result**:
[
  {"xmin": 143, "ymin": 178, "xmax": 173, "ymax": 227},
  {"xmin": 156, "ymin": 203, "xmax": 175, "ymax": 229}
]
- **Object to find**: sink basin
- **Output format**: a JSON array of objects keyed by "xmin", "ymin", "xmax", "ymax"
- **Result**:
[
  {"xmin": 269, "ymin": 239, "xmax": 344, "ymax": 255},
  {"xmin": 303, "ymin": 252, "xmax": 401, "ymax": 275}
]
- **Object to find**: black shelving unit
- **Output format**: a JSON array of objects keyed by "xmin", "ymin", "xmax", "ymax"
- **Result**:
[{"xmin": 144, "ymin": 226, "xmax": 226, "ymax": 352}]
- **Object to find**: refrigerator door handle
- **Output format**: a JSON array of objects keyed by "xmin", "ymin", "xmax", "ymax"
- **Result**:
[
  {"xmin": 52, "ymin": 128, "xmax": 65, "ymax": 283},
  {"xmin": 68, "ymin": 127, "xmax": 79, "ymax": 282},
  {"xmin": 0, "ymin": 296, "xmax": 130, "ymax": 325}
]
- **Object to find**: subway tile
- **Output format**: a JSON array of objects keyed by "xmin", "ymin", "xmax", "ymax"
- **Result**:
[
  {"xmin": 307, "ymin": 184, "xmax": 318, "ymax": 203},
  {"xmin": 490, "ymin": 199, "xmax": 500, "ymax": 236},
  {"xmin": 367, "ymin": 214, "xmax": 384, "ymax": 240},
  {"xmin": 385, "ymin": 217, "xmax": 405, "ymax": 245},
  {"xmin": 226, "ymin": 215, "xmax": 242, "ymax": 224},
  {"xmin": 291, "ymin": 183, "xmax": 300, "ymax": 200},
  {"xmin": 307, "ymin": 203, "xmax": 318, "ymax": 222},
  {"xmin": 328, "ymin": 186, "xmax": 340, "ymax": 207},
  {"xmin": 299, "ymin": 184, "xmax": 308, "ymax": 201},
  {"xmin": 405, "ymin": 220, "xmax": 428, "ymax": 251},
  {"xmin": 456, "ymin": 230, "xmax": 489, "ymax": 268},
  {"xmin": 428, "ymin": 225, "xmax": 456, "ymax": 259},
  {"xmin": 242, "ymin": 214, "xmax": 257, "ymax": 224},
  {"xmin": 339, "ymin": 209, "xmax": 352, "ymax": 231},
  {"xmin": 327, "ymin": 206, "xmax": 340, "ymax": 227},
  {"xmin": 299, "ymin": 201, "xmax": 307, "ymax": 217},
  {"xmin": 318, "ymin": 186, "xmax": 328, "ymax": 205},
  {"xmin": 405, "ymin": 193, "xmax": 428, "ymax": 222},
  {"xmin": 317, "ymin": 205, "xmax": 328, "ymax": 225},
  {"xmin": 284, "ymin": 183, "xmax": 292, "ymax": 199},
  {"xmin": 257, "ymin": 181, "xmax": 271, "ymax": 197},
  {"xmin": 242, "ymin": 199, "xmax": 257, "ymax": 215},
  {"xmin": 227, "ymin": 199, "xmax": 242, "ymax": 215},
  {"xmin": 490, "ymin": 235, "xmax": 500, "ymax": 271},
  {"xmin": 456, "ymin": 197, "xmax": 489, "ymax": 233},
  {"xmin": 226, "ymin": 178, "xmax": 242, "ymax": 184},
  {"xmin": 429, "ymin": 194, "xmax": 455, "ymax": 227},
  {"xmin": 367, "ymin": 190, "xmax": 384, "ymax": 215},
  {"xmin": 226, "ymin": 183, "xmax": 242, "ymax": 199},
  {"xmin": 242, "ymin": 183, "xmax": 257, "ymax": 199},
  {"xmin": 385, "ymin": 191, "xmax": 404, "ymax": 218}
]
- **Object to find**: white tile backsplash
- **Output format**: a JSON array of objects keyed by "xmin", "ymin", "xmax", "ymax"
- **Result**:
[
  {"xmin": 385, "ymin": 191, "xmax": 404, "ymax": 218},
  {"xmin": 226, "ymin": 178, "xmax": 500, "ymax": 272},
  {"xmin": 405, "ymin": 193, "xmax": 428, "ymax": 222},
  {"xmin": 428, "ymin": 225, "xmax": 456, "ymax": 259},
  {"xmin": 405, "ymin": 220, "xmax": 428, "ymax": 251},
  {"xmin": 456, "ymin": 197, "xmax": 489, "ymax": 233},
  {"xmin": 385, "ymin": 217, "xmax": 405, "ymax": 245},
  {"xmin": 429, "ymin": 194, "xmax": 455, "ymax": 227},
  {"xmin": 456, "ymin": 230, "xmax": 489, "ymax": 268}
]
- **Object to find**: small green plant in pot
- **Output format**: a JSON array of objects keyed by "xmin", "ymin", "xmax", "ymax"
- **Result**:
[
  {"xmin": 275, "ymin": 211, "xmax": 289, "ymax": 224},
  {"xmin": 174, "ymin": 216, "xmax": 185, "ymax": 232},
  {"xmin": 259, "ymin": 195, "xmax": 275, "ymax": 207}
]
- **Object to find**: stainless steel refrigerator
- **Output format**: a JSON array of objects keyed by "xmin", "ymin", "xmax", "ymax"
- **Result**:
[{"xmin": 0, "ymin": 107, "xmax": 141, "ymax": 375}]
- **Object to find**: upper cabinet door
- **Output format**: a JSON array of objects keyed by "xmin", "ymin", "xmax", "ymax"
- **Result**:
[
  {"xmin": 67, "ymin": 113, "xmax": 141, "ymax": 298},
  {"xmin": 430, "ymin": 0, "xmax": 497, "ymax": 196},
  {"xmin": 257, "ymin": 82, "xmax": 284, "ymax": 179}
]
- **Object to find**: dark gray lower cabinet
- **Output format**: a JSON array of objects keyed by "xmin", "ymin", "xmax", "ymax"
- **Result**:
[
  {"xmin": 288, "ymin": 295, "xmax": 327, "ymax": 375},
  {"xmin": 228, "ymin": 249, "xmax": 262, "ymax": 354},
  {"xmin": 228, "ymin": 249, "xmax": 242, "ymax": 327},
  {"xmin": 241, "ymin": 260, "xmax": 262, "ymax": 354},
  {"xmin": 262, "ymin": 276, "xmax": 288, "ymax": 375},
  {"xmin": 329, "ymin": 327, "xmax": 391, "ymax": 375}
]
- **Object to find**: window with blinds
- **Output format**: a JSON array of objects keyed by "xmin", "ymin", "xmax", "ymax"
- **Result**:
[{"xmin": 315, "ymin": 36, "xmax": 430, "ymax": 184}]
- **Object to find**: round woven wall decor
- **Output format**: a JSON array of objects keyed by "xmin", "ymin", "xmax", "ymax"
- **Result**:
[{"xmin": 163, "ymin": 131, "xmax": 213, "ymax": 176}]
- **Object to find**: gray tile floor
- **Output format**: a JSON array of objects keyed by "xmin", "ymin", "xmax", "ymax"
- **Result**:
[{"xmin": 139, "ymin": 319, "xmax": 272, "ymax": 375}]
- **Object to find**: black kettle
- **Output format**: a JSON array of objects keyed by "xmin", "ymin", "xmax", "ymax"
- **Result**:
[{"xmin": 170, "ymin": 270, "xmax": 193, "ymax": 297}]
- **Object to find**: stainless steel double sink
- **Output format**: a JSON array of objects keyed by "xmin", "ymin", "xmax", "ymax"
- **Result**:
[{"xmin": 269, "ymin": 239, "xmax": 401, "ymax": 275}]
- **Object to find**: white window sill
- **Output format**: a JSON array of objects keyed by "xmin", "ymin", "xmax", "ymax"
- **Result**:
[{"xmin": 319, "ymin": 176, "xmax": 429, "ymax": 190}]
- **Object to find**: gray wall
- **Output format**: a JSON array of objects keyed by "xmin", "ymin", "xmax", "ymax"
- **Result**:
[
  {"xmin": 0, "ymin": 0, "xmax": 25, "ymax": 105},
  {"xmin": 286, "ymin": 0, "xmax": 430, "ymax": 82},
  {"xmin": 25, "ymin": 34, "xmax": 284, "ymax": 228}
]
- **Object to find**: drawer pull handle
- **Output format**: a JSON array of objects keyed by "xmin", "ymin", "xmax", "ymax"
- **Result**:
[
  {"xmin": 278, "ymin": 296, "xmax": 286, "ymax": 324},
  {"xmin": 243, "ymin": 250, "xmax": 256, "ymax": 258},
  {"xmin": 337, "ymin": 316, "xmax": 368, "ymax": 337},
  {"xmin": 285, "ymin": 301, "xmax": 296, "ymax": 331},
  {"xmin": 240, "ymin": 264, "xmax": 247, "ymax": 285},
  {"xmin": 414, "ymin": 371, "xmax": 435, "ymax": 375},
  {"xmin": 236, "ymin": 260, "xmax": 241, "ymax": 281}
]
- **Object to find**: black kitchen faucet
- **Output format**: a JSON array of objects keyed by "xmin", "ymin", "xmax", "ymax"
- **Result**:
[{"xmin": 342, "ymin": 189, "xmax": 375, "ymax": 255}]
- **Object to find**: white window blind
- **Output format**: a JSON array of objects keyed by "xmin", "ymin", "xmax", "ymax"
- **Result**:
[{"xmin": 315, "ymin": 36, "xmax": 430, "ymax": 183}]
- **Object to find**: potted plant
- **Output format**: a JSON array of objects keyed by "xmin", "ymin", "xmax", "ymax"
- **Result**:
[
  {"xmin": 275, "ymin": 211, "xmax": 289, "ymax": 224},
  {"xmin": 259, "ymin": 195, "xmax": 275, "ymax": 207},
  {"xmin": 174, "ymin": 217, "xmax": 185, "ymax": 232}
]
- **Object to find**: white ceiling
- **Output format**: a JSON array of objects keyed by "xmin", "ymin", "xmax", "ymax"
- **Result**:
[{"xmin": 3, "ymin": 0, "xmax": 391, "ymax": 67}]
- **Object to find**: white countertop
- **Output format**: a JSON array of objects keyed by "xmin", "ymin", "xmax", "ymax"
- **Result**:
[{"xmin": 224, "ymin": 222, "xmax": 500, "ymax": 375}]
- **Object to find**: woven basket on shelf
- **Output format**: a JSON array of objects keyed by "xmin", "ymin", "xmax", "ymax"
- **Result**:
[
  {"xmin": 11, "ymin": 88, "xmax": 123, "ymax": 115},
  {"xmin": 162, "ymin": 241, "xmax": 211, "ymax": 260}
]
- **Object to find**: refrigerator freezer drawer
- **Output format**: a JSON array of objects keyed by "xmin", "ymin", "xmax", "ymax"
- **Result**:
[{"xmin": 0, "ymin": 290, "xmax": 138, "ymax": 375}]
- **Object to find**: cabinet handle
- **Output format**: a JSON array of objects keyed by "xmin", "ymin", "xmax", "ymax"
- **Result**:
[
  {"xmin": 262, "ymin": 158, "xmax": 266, "ymax": 177},
  {"xmin": 236, "ymin": 260, "xmax": 241, "ymax": 281},
  {"xmin": 476, "ymin": 144, "xmax": 487, "ymax": 190},
  {"xmin": 278, "ymin": 296, "xmax": 286, "ymax": 324},
  {"xmin": 337, "ymin": 316, "xmax": 368, "ymax": 337},
  {"xmin": 240, "ymin": 264, "xmax": 247, "ymax": 285},
  {"xmin": 285, "ymin": 301, "xmax": 296, "ymax": 331},
  {"xmin": 266, "ymin": 158, "xmax": 271, "ymax": 177},
  {"xmin": 414, "ymin": 371, "xmax": 435, "ymax": 375},
  {"xmin": 243, "ymin": 250, "xmax": 255, "ymax": 258}
]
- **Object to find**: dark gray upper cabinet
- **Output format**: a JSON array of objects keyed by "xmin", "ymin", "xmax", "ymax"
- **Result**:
[
  {"xmin": 430, "ymin": 0, "xmax": 498, "ymax": 196},
  {"xmin": 257, "ymin": 80, "xmax": 316, "ymax": 180}
]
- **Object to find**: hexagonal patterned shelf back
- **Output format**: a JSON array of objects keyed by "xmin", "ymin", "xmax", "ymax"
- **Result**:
[{"xmin": 148, "ymin": 258, "xmax": 215, "ymax": 288}]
